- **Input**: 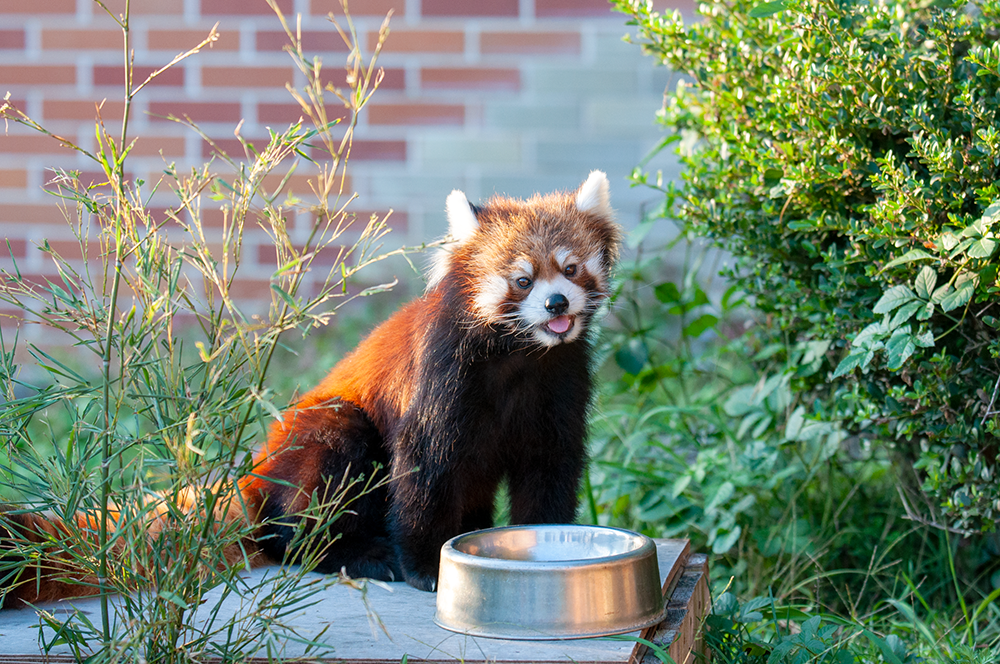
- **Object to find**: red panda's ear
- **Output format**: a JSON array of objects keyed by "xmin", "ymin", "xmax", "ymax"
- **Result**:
[
  {"xmin": 445, "ymin": 189, "xmax": 480, "ymax": 242},
  {"xmin": 575, "ymin": 170, "xmax": 612, "ymax": 219},
  {"xmin": 426, "ymin": 190, "xmax": 481, "ymax": 291}
]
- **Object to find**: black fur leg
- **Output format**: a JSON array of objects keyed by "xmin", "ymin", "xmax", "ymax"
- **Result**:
[
  {"xmin": 312, "ymin": 535, "xmax": 402, "ymax": 582},
  {"xmin": 508, "ymin": 449, "xmax": 584, "ymax": 526},
  {"xmin": 251, "ymin": 401, "xmax": 402, "ymax": 583}
]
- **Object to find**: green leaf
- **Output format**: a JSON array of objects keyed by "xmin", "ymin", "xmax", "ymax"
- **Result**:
[
  {"xmin": 158, "ymin": 590, "xmax": 191, "ymax": 609},
  {"xmin": 711, "ymin": 526, "xmax": 742, "ymax": 554},
  {"xmin": 882, "ymin": 248, "xmax": 934, "ymax": 271},
  {"xmin": 968, "ymin": 236, "xmax": 997, "ymax": 258},
  {"xmin": 916, "ymin": 301, "xmax": 935, "ymax": 320},
  {"xmin": 832, "ymin": 352, "xmax": 865, "ymax": 378},
  {"xmin": 749, "ymin": 0, "xmax": 788, "ymax": 17},
  {"xmin": 914, "ymin": 330, "xmax": 935, "ymax": 347},
  {"xmin": 724, "ymin": 385, "xmax": 756, "ymax": 416},
  {"xmin": 852, "ymin": 321, "xmax": 885, "ymax": 348},
  {"xmin": 706, "ymin": 480, "xmax": 735, "ymax": 512},
  {"xmin": 615, "ymin": 338, "xmax": 648, "ymax": 375},
  {"xmin": 914, "ymin": 265, "xmax": 937, "ymax": 299},
  {"xmin": 683, "ymin": 313, "xmax": 719, "ymax": 338},
  {"xmin": 982, "ymin": 198, "xmax": 1000, "ymax": 223},
  {"xmin": 888, "ymin": 300, "xmax": 922, "ymax": 330},
  {"xmin": 886, "ymin": 330, "xmax": 916, "ymax": 370},
  {"xmin": 939, "ymin": 281, "xmax": 974, "ymax": 312},
  {"xmin": 931, "ymin": 283, "xmax": 952, "ymax": 304},
  {"xmin": 873, "ymin": 284, "xmax": 916, "ymax": 314},
  {"xmin": 654, "ymin": 281, "xmax": 681, "ymax": 304}
]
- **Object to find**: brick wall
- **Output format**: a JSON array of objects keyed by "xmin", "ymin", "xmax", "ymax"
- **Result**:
[{"xmin": 0, "ymin": 0, "xmax": 685, "ymax": 314}]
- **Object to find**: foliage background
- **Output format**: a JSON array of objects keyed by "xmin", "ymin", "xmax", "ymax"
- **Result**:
[{"xmin": 589, "ymin": 0, "xmax": 1000, "ymax": 660}]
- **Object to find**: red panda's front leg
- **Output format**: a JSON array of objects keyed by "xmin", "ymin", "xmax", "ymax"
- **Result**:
[{"xmin": 387, "ymin": 423, "xmax": 465, "ymax": 592}]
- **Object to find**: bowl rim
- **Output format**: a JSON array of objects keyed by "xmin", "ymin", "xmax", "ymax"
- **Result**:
[{"xmin": 440, "ymin": 523, "xmax": 658, "ymax": 570}]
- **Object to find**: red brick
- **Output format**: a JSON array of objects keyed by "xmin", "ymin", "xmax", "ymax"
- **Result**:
[
  {"xmin": 256, "ymin": 29, "xmax": 349, "ymax": 52},
  {"xmin": 257, "ymin": 103, "xmax": 307, "ymax": 126},
  {"xmin": 536, "ymin": 0, "xmax": 615, "ymax": 16},
  {"xmin": 2, "ymin": 238, "xmax": 26, "ymax": 259},
  {"xmin": 373, "ymin": 29, "xmax": 463, "ymax": 53},
  {"xmin": 2, "ymin": 66, "xmax": 76, "ymax": 86},
  {"xmin": 421, "ymin": 67, "xmax": 519, "ymax": 91},
  {"xmin": 215, "ymin": 277, "xmax": 273, "ymax": 301},
  {"xmin": 0, "ymin": 168, "xmax": 28, "ymax": 188},
  {"xmin": 102, "ymin": 0, "xmax": 184, "ymax": 15},
  {"xmin": 0, "ymin": 0, "xmax": 74, "ymax": 13},
  {"xmin": 367, "ymin": 103, "xmax": 464, "ymax": 125},
  {"xmin": 202, "ymin": 0, "xmax": 293, "ymax": 16},
  {"xmin": 94, "ymin": 65, "xmax": 185, "ymax": 88},
  {"xmin": 148, "ymin": 101, "xmax": 243, "ymax": 124},
  {"xmin": 42, "ymin": 29, "xmax": 123, "ymax": 50},
  {"xmin": 46, "ymin": 240, "xmax": 105, "ymax": 263},
  {"xmin": 304, "ymin": 138, "xmax": 406, "ymax": 162},
  {"xmin": 348, "ymin": 139, "xmax": 406, "ymax": 162},
  {"xmin": 422, "ymin": 0, "xmax": 517, "ymax": 16},
  {"xmin": 343, "ymin": 209, "xmax": 407, "ymax": 233},
  {"xmin": 257, "ymin": 102, "xmax": 350, "ymax": 126},
  {"xmin": 44, "ymin": 99, "xmax": 127, "ymax": 121},
  {"xmin": 200, "ymin": 208, "xmax": 227, "ymax": 228},
  {"xmin": 0, "ymin": 30, "xmax": 25, "ymax": 50},
  {"xmin": 480, "ymin": 31, "xmax": 580, "ymax": 54},
  {"xmin": 148, "ymin": 28, "xmax": 238, "ymax": 51},
  {"xmin": 202, "ymin": 66, "xmax": 294, "ymax": 88},
  {"xmin": 0, "ymin": 305, "xmax": 26, "ymax": 330},
  {"xmin": 373, "ymin": 67, "xmax": 405, "ymax": 90},
  {"xmin": 128, "ymin": 136, "xmax": 187, "ymax": 158},
  {"xmin": 1, "ymin": 97, "xmax": 27, "ymax": 115},
  {"xmin": 312, "ymin": 0, "xmax": 404, "ymax": 16},
  {"xmin": 0, "ymin": 204, "xmax": 66, "ymax": 224},
  {"xmin": 0, "ymin": 134, "xmax": 78, "ymax": 156},
  {"xmin": 257, "ymin": 242, "xmax": 350, "ymax": 268}
]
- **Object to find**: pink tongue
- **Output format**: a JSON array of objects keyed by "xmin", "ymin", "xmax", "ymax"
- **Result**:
[{"xmin": 548, "ymin": 315, "xmax": 572, "ymax": 334}]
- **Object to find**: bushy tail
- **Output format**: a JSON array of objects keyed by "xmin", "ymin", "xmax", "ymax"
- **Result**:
[{"xmin": 0, "ymin": 488, "xmax": 262, "ymax": 609}]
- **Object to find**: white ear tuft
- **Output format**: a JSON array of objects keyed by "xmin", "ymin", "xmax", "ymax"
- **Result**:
[
  {"xmin": 427, "ymin": 190, "xmax": 481, "ymax": 291},
  {"xmin": 445, "ymin": 189, "xmax": 480, "ymax": 242},
  {"xmin": 575, "ymin": 170, "xmax": 612, "ymax": 218}
]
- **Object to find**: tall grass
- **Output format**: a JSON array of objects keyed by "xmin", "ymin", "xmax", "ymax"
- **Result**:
[{"xmin": 0, "ymin": 1, "xmax": 408, "ymax": 660}]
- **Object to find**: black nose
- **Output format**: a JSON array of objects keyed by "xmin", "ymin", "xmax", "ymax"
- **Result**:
[{"xmin": 545, "ymin": 293, "xmax": 569, "ymax": 315}]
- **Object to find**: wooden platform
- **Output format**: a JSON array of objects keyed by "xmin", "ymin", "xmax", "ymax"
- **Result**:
[{"xmin": 0, "ymin": 540, "xmax": 708, "ymax": 663}]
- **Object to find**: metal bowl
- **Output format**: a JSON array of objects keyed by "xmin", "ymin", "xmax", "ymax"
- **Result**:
[{"xmin": 434, "ymin": 524, "xmax": 665, "ymax": 640}]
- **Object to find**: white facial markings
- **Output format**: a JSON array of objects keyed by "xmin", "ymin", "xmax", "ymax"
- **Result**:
[
  {"xmin": 520, "ymin": 273, "xmax": 589, "ymax": 346},
  {"xmin": 554, "ymin": 248, "xmax": 573, "ymax": 267},
  {"xmin": 583, "ymin": 252, "xmax": 606, "ymax": 289},
  {"xmin": 473, "ymin": 274, "xmax": 510, "ymax": 320}
]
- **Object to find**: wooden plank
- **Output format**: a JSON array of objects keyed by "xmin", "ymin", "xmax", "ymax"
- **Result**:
[
  {"xmin": 629, "ymin": 553, "xmax": 710, "ymax": 664},
  {"xmin": 2, "ymin": 540, "xmax": 702, "ymax": 663}
]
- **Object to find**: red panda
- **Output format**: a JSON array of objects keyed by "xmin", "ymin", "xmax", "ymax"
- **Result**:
[{"xmin": 0, "ymin": 171, "xmax": 621, "ymax": 602}]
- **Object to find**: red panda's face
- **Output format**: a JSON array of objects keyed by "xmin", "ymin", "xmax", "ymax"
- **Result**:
[
  {"xmin": 429, "ymin": 171, "xmax": 622, "ymax": 348},
  {"xmin": 474, "ymin": 245, "xmax": 609, "ymax": 347}
]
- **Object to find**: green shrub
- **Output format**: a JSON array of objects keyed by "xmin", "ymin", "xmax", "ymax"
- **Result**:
[{"xmin": 614, "ymin": 0, "xmax": 1000, "ymax": 533}]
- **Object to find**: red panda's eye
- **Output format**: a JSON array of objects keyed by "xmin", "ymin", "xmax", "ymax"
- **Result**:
[
  {"xmin": 516, "ymin": 276, "xmax": 532, "ymax": 289},
  {"xmin": 564, "ymin": 264, "xmax": 577, "ymax": 277}
]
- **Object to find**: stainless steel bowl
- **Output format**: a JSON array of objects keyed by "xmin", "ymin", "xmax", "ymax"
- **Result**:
[{"xmin": 434, "ymin": 524, "xmax": 665, "ymax": 640}]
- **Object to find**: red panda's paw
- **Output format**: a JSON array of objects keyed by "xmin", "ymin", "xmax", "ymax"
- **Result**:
[{"xmin": 403, "ymin": 569, "xmax": 437, "ymax": 593}]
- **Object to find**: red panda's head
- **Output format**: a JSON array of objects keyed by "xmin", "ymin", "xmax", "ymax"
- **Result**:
[{"xmin": 428, "ymin": 171, "xmax": 622, "ymax": 347}]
